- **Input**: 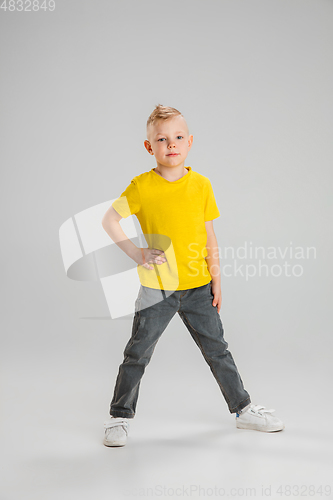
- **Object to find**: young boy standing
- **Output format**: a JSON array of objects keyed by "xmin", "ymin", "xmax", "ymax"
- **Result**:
[{"xmin": 101, "ymin": 104, "xmax": 284, "ymax": 447}]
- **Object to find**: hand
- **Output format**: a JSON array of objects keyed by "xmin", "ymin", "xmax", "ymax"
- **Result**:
[
  {"xmin": 211, "ymin": 281, "xmax": 222, "ymax": 313},
  {"xmin": 135, "ymin": 248, "xmax": 167, "ymax": 270}
]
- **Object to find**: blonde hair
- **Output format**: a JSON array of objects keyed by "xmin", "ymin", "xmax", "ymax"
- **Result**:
[{"xmin": 146, "ymin": 104, "xmax": 188, "ymax": 139}]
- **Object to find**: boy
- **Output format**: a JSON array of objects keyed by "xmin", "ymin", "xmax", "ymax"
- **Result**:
[{"xmin": 101, "ymin": 104, "xmax": 284, "ymax": 447}]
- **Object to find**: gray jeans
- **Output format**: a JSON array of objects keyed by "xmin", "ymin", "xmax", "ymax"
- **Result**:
[{"xmin": 110, "ymin": 281, "xmax": 251, "ymax": 418}]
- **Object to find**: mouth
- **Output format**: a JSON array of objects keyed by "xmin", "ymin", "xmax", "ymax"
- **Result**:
[{"xmin": 167, "ymin": 153, "xmax": 179, "ymax": 156}]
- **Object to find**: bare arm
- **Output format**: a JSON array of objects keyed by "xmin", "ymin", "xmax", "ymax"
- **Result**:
[
  {"xmin": 101, "ymin": 205, "xmax": 166, "ymax": 270},
  {"xmin": 205, "ymin": 220, "xmax": 222, "ymax": 312},
  {"xmin": 102, "ymin": 205, "xmax": 140, "ymax": 261}
]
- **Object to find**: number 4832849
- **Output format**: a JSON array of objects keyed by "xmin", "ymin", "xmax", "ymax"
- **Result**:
[{"xmin": 0, "ymin": 0, "xmax": 56, "ymax": 11}]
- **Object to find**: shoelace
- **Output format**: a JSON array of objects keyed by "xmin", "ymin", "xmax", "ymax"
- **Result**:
[
  {"xmin": 104, "ymin": 417, "xmax": 129, "ymax": 435},
  {"xmin": 249, "ymin": 404, "xmax": 275, "ymax": 416}
]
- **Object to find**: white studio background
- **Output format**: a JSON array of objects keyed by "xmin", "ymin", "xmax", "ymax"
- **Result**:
[{"xmin": 1, "ymin": 1, "xmax": 332, "ymax": 499}]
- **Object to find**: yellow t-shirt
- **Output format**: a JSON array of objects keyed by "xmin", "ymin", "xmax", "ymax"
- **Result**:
[{"xmin": 111, "ymin": 166, "xmax": 220, "ymax": 291}]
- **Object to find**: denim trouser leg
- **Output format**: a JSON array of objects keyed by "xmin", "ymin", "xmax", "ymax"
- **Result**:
[
  {"xmin": 178, "ymin": 282, "xmax": 251, "ymax": 414},
  {"xmin": 110, "ymin": 285, "xmax": 177, "ymax": 418},
  {"xmin": 110, "ymin": 282, "xmax": 251, "ymax": 418}
]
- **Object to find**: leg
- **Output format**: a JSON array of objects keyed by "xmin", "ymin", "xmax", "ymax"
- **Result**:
[
  {"xmin": 178, "ymin": 282, "xmax": 251, "ymax": 414},
  {"xmin": 110, "ymin": 285, "xmax": 178, "ymax": 418}
]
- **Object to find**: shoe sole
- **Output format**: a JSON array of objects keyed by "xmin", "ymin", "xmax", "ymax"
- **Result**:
[
  {"xmin": 236, "ymin": 421, "xmax": 285, "ymax": 432},
  {"xmin": 103, "ymin": 438, "xmax": 126, "ymax": 447}
]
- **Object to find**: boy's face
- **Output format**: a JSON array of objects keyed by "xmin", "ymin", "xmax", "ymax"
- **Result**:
[{"xmin": 144, "ymin": 116, "xmax": 193, "ymax": 169}]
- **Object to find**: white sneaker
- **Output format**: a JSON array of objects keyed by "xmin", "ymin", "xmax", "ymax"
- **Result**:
[
  {"xmin": 236, "ymin": 404, "xmax": 285, "ymax": 432},
  {"xmin": 103, "ymin": 417, "xmax": 130, "ymax": 447}
]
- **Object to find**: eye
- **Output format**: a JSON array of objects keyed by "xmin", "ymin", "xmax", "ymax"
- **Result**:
[
  {"xmin": 158, "ymin": 138, "xmax": 166, "ymax": 141},
  {"xmin": 177, "ymin": 136, "xmax": 183, "ymax": 139}
]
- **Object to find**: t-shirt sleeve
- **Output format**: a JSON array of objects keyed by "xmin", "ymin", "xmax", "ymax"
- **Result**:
[
  {"xmin": 111, "ymin": 177, "xmax": 141, "ymax": 218},
  {"xmin": 204, "ymin": 178, "xmax": 220, "ymax": 221}
]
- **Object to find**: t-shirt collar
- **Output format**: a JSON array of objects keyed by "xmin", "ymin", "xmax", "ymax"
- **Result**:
[{"xmin": 151, "ymin": 166, "xmax": 192, "ymax": 184}]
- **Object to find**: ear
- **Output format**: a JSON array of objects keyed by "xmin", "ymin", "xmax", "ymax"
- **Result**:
[{"xmin": 144, "ymin": 140, "xmax": 154, "ymax": 155}]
